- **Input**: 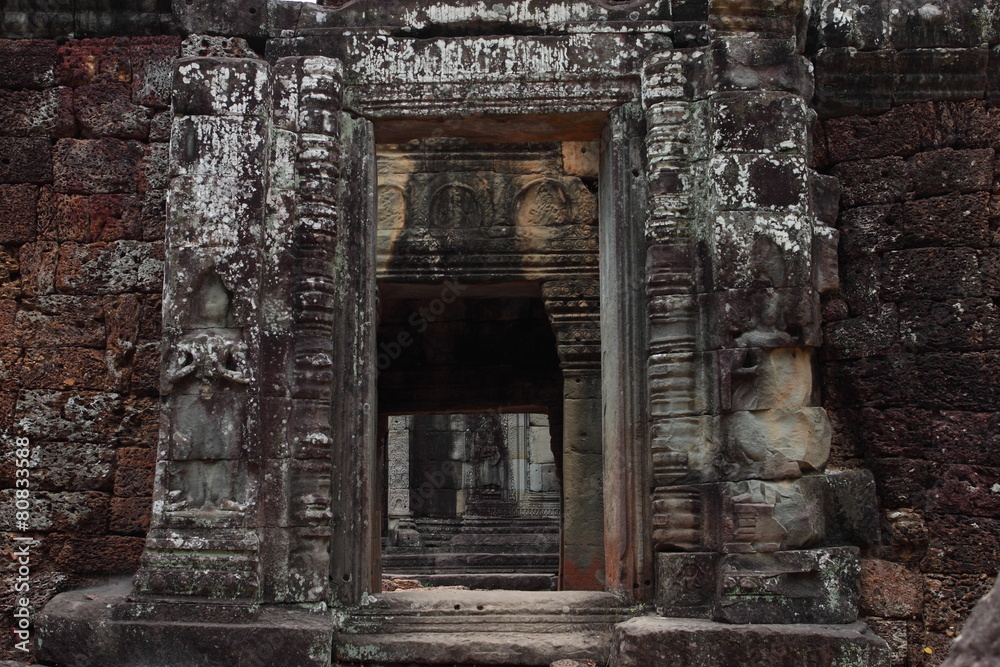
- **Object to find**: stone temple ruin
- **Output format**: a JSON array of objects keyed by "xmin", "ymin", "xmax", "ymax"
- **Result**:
[{"xmin": 1, "ymin": 0, "xmax": 999, "ymax": 665}]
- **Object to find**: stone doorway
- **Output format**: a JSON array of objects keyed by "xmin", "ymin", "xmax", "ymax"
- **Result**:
[{"xmin": 373, "ymin": 137, "xmax": 605, "ymax": 591}]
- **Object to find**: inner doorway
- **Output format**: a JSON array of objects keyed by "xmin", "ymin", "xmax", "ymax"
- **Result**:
[{"xmin": 373, "ymin": 136, "xmax": 604, "ymax": 591}]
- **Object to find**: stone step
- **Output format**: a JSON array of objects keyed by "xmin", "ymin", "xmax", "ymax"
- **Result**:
[
  {"xmin": 382, "ymin": 552, "xmax": 559, "ymax": 573},
  {"xmin": 380, "ymin": 573, "xmax": 557, "ymax": 590}
]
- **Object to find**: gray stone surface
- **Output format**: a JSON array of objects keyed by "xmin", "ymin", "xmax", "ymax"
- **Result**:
[{"xmin": 941, "ymin": 573, "xmax": 1000, "ymax": 666}]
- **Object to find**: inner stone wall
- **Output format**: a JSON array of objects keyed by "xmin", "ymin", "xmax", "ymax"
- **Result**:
[
  {"xmin": 817, "ymin": 99, "xmax": 1000, "ymax": 666},
  {"xmin": 0, "ymin": 36, "xmax": 178, "ymax": 661}
]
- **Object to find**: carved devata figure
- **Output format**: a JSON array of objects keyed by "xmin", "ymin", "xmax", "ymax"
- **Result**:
[{"xmin": 163, "ymin": 272, "xmax": 250, "ymax": 514}]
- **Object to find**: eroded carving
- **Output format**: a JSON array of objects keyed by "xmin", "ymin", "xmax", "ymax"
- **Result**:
[{"xmin": 430, "ymin": 183, "xmax": 483, "ymax": 229}]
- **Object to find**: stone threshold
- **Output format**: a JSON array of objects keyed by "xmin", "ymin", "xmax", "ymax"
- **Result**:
[{"xmin": 335, "ymin": 590, "xmax": 631, "ymax": 665}]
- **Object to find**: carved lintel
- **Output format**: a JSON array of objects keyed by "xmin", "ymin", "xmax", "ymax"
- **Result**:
[{"xmin": 541, "ymin": 278, "xmax": 601, "ymax": 368}]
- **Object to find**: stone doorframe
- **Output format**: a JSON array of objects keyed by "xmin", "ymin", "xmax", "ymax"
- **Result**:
[{"xmin": 136, "ymin": 0, "xmax": 861, "ymax": 621}]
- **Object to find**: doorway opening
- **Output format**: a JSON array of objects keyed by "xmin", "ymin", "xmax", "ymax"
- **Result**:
[{"xmin": 373, "ymin": 136, "xmax": 603, "ymax": 592}]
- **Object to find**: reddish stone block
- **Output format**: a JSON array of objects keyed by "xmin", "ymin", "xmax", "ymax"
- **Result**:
[
  {"xmin": 137, "ymin": 294, "xmax": 162, "ymax": 341},
  {"xmin": 854, "ymin": 408, "xmax": 929, "ymax": 459},
  {"xmin": 0, "ymin": 345, "xmax": 21, "ymax": 385},
  {"xmin": 113, "ymin": 446, "xmax": 154, "ymax": 497},
  {"xmin": 115, "ymin": 397, "xmax": 159, "ymax": 447},
  {"xmin": 860, "ymin": 559, "xmax": 924, "ymax": 619},
  {"xmin": 923, "ymin": 575, "xmax": 997, "ymax": 633},
  {"xmin": 52, "ymin": 535, "xmax": 144, "ymax": 574},
  {"xmin": 909, "ymin": 148, "xmax": 994, "ymax": 198},
  {"xmin": 0, "ymin": 137, "xmax": 53, "ymax": 184},
  {"xmin": 899, "ymin": 192, "xmax": 992, "ymax": 249},
  {"xmin": 18, "ymin": 240, "xmax": 59, "ymax": 296},
  {"xmin": 0, "ymin": 183, "xmax": 38, "ymax": 243},
  {"xmin": 130, "ymin": 341, "xmax": 161, "ymax": 396},
  {"xmin": 38, "ymin": 193, "xmax": 143, "ymax": 243},
  {"xmin": 868, "ymin": 458, "xmax": 932, "ymax": 509},
  {"xmin": 53, "ymin": 138, "xmax": 142, "ymax": 194},
  {"xmin": 927, "ymin": 464, "xmax": 1000, "ymax": 518},
  {"xmin": 137, "ymin": 143, "xmax": 169, "ymax": 193},
  {"xmin": 823, "ymin": 306, "xmax": 900, "ymax": 360},
  {"xmin": 0, "ymin": 299, "xmax": 16, "ymax": 346},
  {"xmin": 55, "ymin": 38, "xmax": 131, "ymax": 88},
  {"xmin": 824, "ymin": 103, "xmax": 939, "ymax": 163},
  {"xmin": 922, "ymin": 514, "xmax": 1000, "ymax": 574},
  {"xmin": 982, "ymin": 249, "xmax": 1000, "ymax": 295},
  {"xmin": 109, "ymin": 496, "xmax": 152, "ymax": 535},
  {"xmin": 55, "ymin": 240, "xmax": 164, "ymax": 295},
  {"xmin": 13, "ymin": 389, "xmax": 124, "ymax": 444},
  {"xmin": 833, "ymin": 156, "xmax": 913, "ymax": 207},
  {"xmin": 898, "ymin": 298, "xmax": 1000, "ymax": 352},
  {"xmin": 0, "ymin": 39, "xmax": 57, "ymax": 89},
  {"xmin": 13, "ymin": 295, "xmax": 106, "ymax": 348},
  {"xmin": 882, "ymin": 248, "xmax": 982, "ymax": 300},
  {"xmin": 823, "ymin": 356, "xmax": 914, "ymax": 409},
  {"xmin": 0, "ymin": 390, "xmax": 14, "ymax": 433},
  {"xmin": 2, "ymin": 440, "xmax": 115, "ymax": 492},
  {"xmin": 927, "ymin": 411, "xmax": 1000, "ymax": 467},
  {"xmin": 879, "ymin": 508, "xmax": 929, "ymax": 564},
  {"xmin": 129, "ymin": 37, "xmax": 181, "ymax": 109},
  {"xmin": 910, "ymin": 351, "xmax": 1000, "ymax": 411},
  {"xmin": 74, "ymin": 83, "xmax": 153, "ymax": 140},
  {"xmin": 0, "ymin": 87, "xmax": 75, "ymax": 137},
  {"xmin": 19, "ymin": 347, "xmax": 108, "ymax": 390},
  {"xmin": 137, "ymin": 189, "xmax": 166, "ymax": 241},
  {"xmin": 946, "ymin": 99, "xmax": 1000, "ymax": 149},
  {"xmin": 48, "ymin": 490, "xmax": 110, "ymax": 533}
]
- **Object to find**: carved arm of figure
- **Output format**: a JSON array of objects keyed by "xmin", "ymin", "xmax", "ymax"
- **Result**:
[
  {"xmin": 211, "ymin": 340, "xmax": 250, "ymax": 385},
  {"xmin": 163, "ymin": 343, "xmax": 197, "ymax": 391}
]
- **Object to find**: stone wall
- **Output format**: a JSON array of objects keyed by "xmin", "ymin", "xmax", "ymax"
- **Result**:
[
  {"xmin": 0, "ymin": 36, "xmax": 178, "ymax": 661},
  {"xmin": 817, "ymin": 99, "xmax": 1000, "ymax": 666}
]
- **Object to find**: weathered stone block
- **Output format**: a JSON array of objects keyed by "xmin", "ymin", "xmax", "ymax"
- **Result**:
[
  {"xmin": 0, "ymin": 183, "xmax": 39, "ymax": 243},
  {"xmin": 712, "ymin": 211, "xmax": 812, "ymax": 288},
  {"xmin": 823, "ymin": 306, "xmax": 900, "ymax": 360},
  {"xmin": 51, "ymin": 535, "xmax": 144, "ymax": 573},
  {"xmin": 711, "ymin": 154, "xmax": 809, "ymax": 211},
  {"xmin": 813, "ymin": 0, "xmax": 888, "ymax": 51},
  {"xmin": 718, "ymin": 346, "xmax": 813, "ymax": 412},
  {"xmin": 824, "ymin": 103, "xmax": 937, "ymax": 163},
  {"xmin": 898, "ymin": 298, "xmax": 1000, "ymax": 352},
  {"xmin": 722, "ymin": 479, "xmax": 827, "ymax": 551},
  {"xmin": 0, "ymin": 137, "xmax": 53, "ymax": 184},
  {"xmin": 716, "ymin": 547, "xmax": 860, "ymax": 624},
  {"xmin": 651, "ymin": 415, "xmax": 722, "ymax": 485},
  {"xmin": 611, "ymin": 616, "xmax": 891, "ymax": 666},
  {"xmin": 897, "ymin": 192, "xmax": 992, "ymax": 248},
  {"xmin": 820, "ymin": 469, "xmax": 881, "ymax": 551},
  {"xmin": 813, "ymin": 48, "xmax": 895, "ymax": 118},
  {"xmin": 114, "ymin": 446, "xmax": 154, "ymax": 497},
  {"xmin": 922, "ymin": 514, "xmax": 1000, "ymax": 574},
  {"xmin": 832, "ymin": 156, "xmax": 913, "ymax": 207},
  {"xmin": 0, "ymin": 440, "xmax": 114, "ymax": 492},
  {"xmin": 109, "ymin": 496, "xmax": 152, "ymax": 535},
  {"xmin": 14, "ymin": 295, "xmax": 105, "ymax": 347},
  {"xmin": 711, "ymin": 92, "xmax": 810, "ymax": 154},
  {"xmin": 174, "ymin": 0, "xmax": 268, "ymax": 39},
  {"xmin": 172, "ymin": 57, "xmax": 272, "ymax": 117},
  {"xmin": 711, "ymin": 38, "xmax": 814, "ymax": 98},
  {"xmin": 894, "ymin": 48, "xmax": 988, "ymax": 104},
  {"xmin": 55, "ymin": 240, "xmax": 164, "ymax": 295},
  {"xmin": 73, "ymin": 82, "xmax": 152, "ymax": 140},
  {"xmin": 162, "ymin": 246, "xmax": 261, "ymax": 330},
  {"xmin": 860, "ymin": 559, "xmax": 924, "ymax": 619},
  {"xmin": 810, "ymin": 173, "xmax": 841, "ymax": 226},
  {"xmin": 19, "ymin": 346, "xmax": 107, "ymax": 390},
  {"xmin": 169, "ymin": 115, "xmax": 267, "ymax": 179},
  {"xmin": 0, "ymin": 87, "xmax": 75, "ymax": 138},
  {"xmin": 701, "ymin": 288, "xmax": 821, "ymax": 350},
  {"xmin": 129, "ymin": 36, "xmax": 182, "ymax": 109},
  {"xmin": 882, "ymin": 247, "xmax": 982, "ymax": 300},
  {"xmin": 167, "ymin": 173, "xmax": 264, "ymax": 248},
  {"xmin": 908, "ymin": 148, "xmax": 993, "ymax": 197},
  {"xmin": 55, "ymin": 38, "xmax": 131, "ymax": 88},
  {"xmin": 0, "ymin": 39, "xmax": 57, "ymax": 88},
  {"xmin": 889, "ymin": 0, "xmax": 989, "ymax": 50},
  {"xmin": 813, "ymin": 226, "xmax": 839, "ymax": 294},
  {"xmin": 927, "ymin": 464, "xmax": 1000, "ymax": 518},
  {"xmin": 53, "ymin": 138, "xmax": 143, "ymax": 194},
  {"xmin": 984, "ymin": 248, "xmax": 1000, "ymax": 295},
  {"xmin": 18, "ymin": 240, "xmax": 59, "ymax": 296},
  {"xmin": 656, "ymin": 552, "xmax": 721, "ymax": 618}
]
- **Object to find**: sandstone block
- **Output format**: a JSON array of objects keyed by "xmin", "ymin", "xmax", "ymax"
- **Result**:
[
  {"xmin": 710, "ymin": 38, "xmax": 813, "ymax": 98},
  {"xmin": 711, "ymin": 154, "xmax": 809, "ymax": 211},
  {"xmin": 710, "ymin": 92, "xmax": 810, "ymax": 154},
  {"xmin": 894, "ymin": 48, "xmax": 988, "ymax": 106},
  {"xmin": 711, "ymin": 211, "xmax": 812, "ymax": 288},
  {"xmin": 813, "ymin": 48, "xmax": 895, "ymax": 118},
  {"xmin": 167, "ymin": 173, "xmax": 264, "ymax": 248},
  {"xmin": 169, "ymin": 115, "xmax": 267, "ymax": 179},
  {"xmin": 172, "ymin": 57, "xmax": 272, "ymax": 117}
]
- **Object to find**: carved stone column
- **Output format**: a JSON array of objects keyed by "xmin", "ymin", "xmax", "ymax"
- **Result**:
[
  {"xmin": 642, "ymin": 0, "xmax": 874, "ymax": 625},
  {"xmin": 542, "ymin": 277, "xmax": 603, "ymax": 591}
]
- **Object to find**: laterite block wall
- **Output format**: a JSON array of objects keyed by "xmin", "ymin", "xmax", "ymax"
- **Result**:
[
  {"xmin": 0, "ymin": 36, "xmax": 177, "ymax": 660},
  {"xmin": 818, "ymin": 100, "xmax": 1000, "ymax": 665}
]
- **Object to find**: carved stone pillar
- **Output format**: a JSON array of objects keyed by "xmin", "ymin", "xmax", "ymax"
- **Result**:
[
  {"xmin": 542, "ymin": 278, "xmax": 603, "ymax": 591},
  {"xmin": 132, "ymin": 55, "xmax": 274, "ymax": 602},
  {"xmin": 641, "ymin": 0, "xmax": 870, "ymax": 625}
]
